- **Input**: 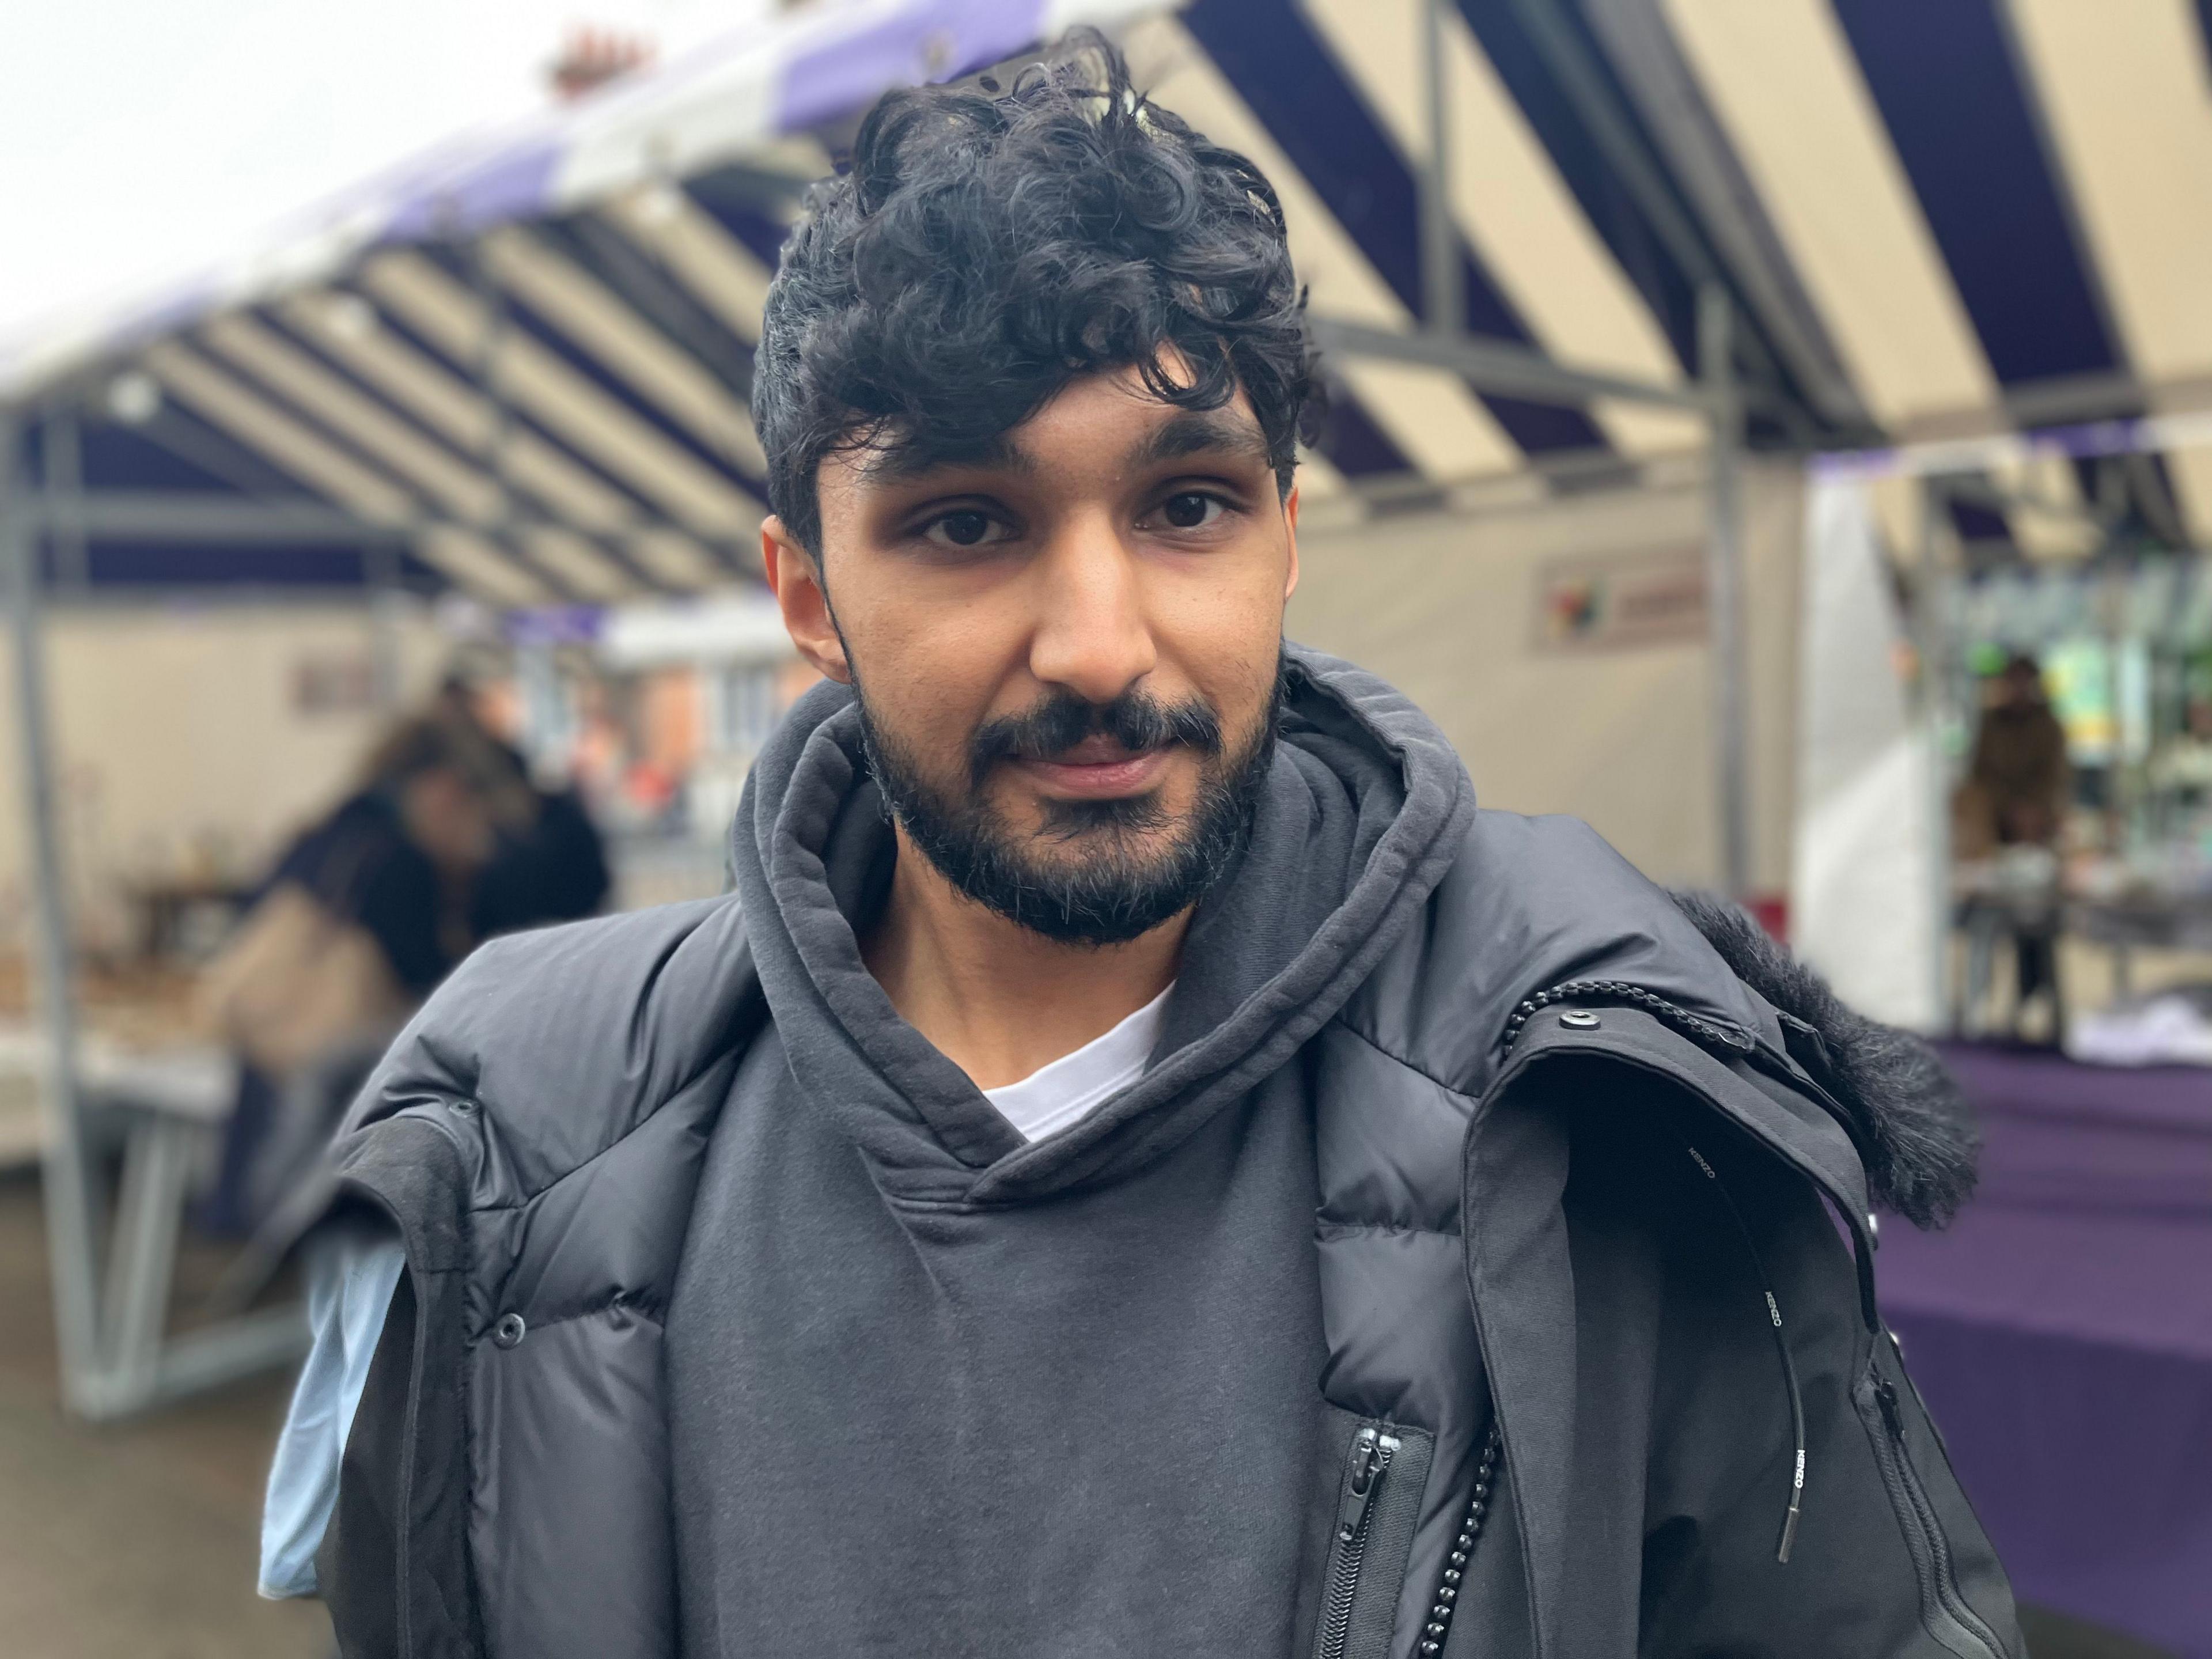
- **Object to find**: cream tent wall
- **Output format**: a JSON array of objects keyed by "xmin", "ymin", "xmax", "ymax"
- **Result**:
[
  {"xmin": 0, "ymin": 465, "xmax": 1809, "ymax": 960},
  {"xmin": 1290, "ymin": 460, "xmax": 1802, "ymax": 892},
  {"xmin": 0, "ymin": 603, "xmax": 447, "ymax": 956}
]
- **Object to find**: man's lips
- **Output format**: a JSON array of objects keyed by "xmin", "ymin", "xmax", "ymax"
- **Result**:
[{"xmin": 1010, "ymin": 740, "xmax": 1172, "ymax": 798}]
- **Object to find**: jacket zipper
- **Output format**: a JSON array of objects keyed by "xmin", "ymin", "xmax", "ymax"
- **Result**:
[
  {"xmin": 1502, "ymin": 979, "xmax": 1755, "ymax": 1055},
  {"xmin": 1868, "ymin": 1376, "xmax": 2009, "ymax": 1659},
  {"xmin": 1314, "ymin": 1427, "xmax": 1399, "ymax": 1659},
  {"xmin": 1414, "ymin": 1422, "xmax": 1500, "ymax": 1657}
]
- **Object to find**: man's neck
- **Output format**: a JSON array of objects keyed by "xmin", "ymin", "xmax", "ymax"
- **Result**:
[{"xmin": 861, "ymin": 825, "xmax": 1188, "ymax": 1092}]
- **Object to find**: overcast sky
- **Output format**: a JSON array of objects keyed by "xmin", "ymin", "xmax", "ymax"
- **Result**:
[{"xmin": 0, "ymin": 0, "xmax": 773, "ymax": 344}]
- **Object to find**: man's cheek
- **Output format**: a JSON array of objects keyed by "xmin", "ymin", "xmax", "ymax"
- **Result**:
[{"xmin": 893, "ymin": 709, "xmax": 969, "ymax": 775}]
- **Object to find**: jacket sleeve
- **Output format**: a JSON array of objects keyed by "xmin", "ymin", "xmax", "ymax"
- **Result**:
[
  {"xmin": 317, "ymin": 1116, "xmax": 486, "ymax": 1659},
  {"xmin": 319, "ymin": 1266, "xmax": 414, "ymax": 1656},
  {"xmin": 1633, "ymin": 1122, "xmax": 2022, "ymax": 1659}
]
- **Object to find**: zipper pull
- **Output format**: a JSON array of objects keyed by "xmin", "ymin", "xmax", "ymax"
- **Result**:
[
  {"xmin": 1334, "ymin": 1429, "xmax": 1396, "ymax": 1543},
  {"xmin": 1874, "ymin": 1376, "xmax": 1906, "ymax": 1441}
]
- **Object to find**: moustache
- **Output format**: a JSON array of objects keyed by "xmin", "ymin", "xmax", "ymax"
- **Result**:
[{"xmin": 968, "ymin": 689, "xmax": 1224, "ymax": 787}]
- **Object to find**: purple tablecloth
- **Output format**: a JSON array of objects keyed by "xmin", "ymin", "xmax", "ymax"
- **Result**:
[{"xmin": 1877, "ymin": 1044, "xmax": 2212, "ymax": 1656}]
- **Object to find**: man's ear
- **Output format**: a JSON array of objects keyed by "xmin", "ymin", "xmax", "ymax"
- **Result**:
[
  {"xmin": 1282, "ymin": 483, "xmax": 1301, "ymax": 602},
  {"xmin": 762, "ymin": 517, "xmax": 851, "ymax": 683}
]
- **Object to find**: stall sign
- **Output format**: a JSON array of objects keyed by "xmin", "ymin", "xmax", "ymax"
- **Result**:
[{"xmin": 1535, "ymin": 547, "xmax": 1709, "ymax": 653}]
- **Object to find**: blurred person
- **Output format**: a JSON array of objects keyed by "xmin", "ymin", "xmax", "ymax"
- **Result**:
[
  {"xmin": 1960, "ymin": 653, "xmax": 2070, "ymax": 853},
  {"xmin": 201, "ymin": 700, "xmax": 605, "ymax": 1232},
  {"xmin": 1956, "ymin": 654, "xmax": 2070, "ymax": 1033},
  {"xmin": 430, "ymin": 669, "xmax": 615, "ymax": 937},
  {"xmin": 267, "ymin": 42, "xmax": 2016, "ymax": 1659}
]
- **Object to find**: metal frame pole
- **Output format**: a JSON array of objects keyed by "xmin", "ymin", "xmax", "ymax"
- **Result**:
[
  {"xmin": 1915, "ymin": 482, "xmax": 1956, "ymax": 1032},
  {"xmin": 1419, "ymin": 0, "xmax": 1463, "ymax": 337},
  {"xmin": 44, "ymin": 406, "xmax": 87, "ymax": 593},
  {"xmin": 29, "ymin": 491, "xmax": 420, "ymax": 544},
  {"xmin": 1699, "ymin": 286, "xmax": 1753, "ymax": 899},
  {"xmin": 1309, "ymin": 317, "xmax": 1715, "ymax": 412},
  {"xmin": 366, "ymin": 541, "xmax": 407, "ymax": 711},
  {"xmin": 1, "ymin": 409, "xmax": 103, "ymax": 1414},
  {"xmin": 471, "ymin": 247, "xmax": 525, "ymax": 550}
]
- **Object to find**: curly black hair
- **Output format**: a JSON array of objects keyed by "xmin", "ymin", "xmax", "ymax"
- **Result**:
[{"xmin": 752, "ymin": 33, "xmax": 1319, "ymax": 555}]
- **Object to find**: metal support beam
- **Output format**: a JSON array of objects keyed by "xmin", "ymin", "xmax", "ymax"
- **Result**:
[
  {"xmin": 1310, "ymin": 316, "xmax": 1717, "ymax": 414},
  {"xmin": 1503, "ymin": 0, "xmax": 1798, "ymax": 418},
  {"xmin": 699, "ymin": 160, "xmax": 820, "ymax": 206},
  {"xmin": 472, "ymin": 246, "xmax": 529, "ymax": 570},
  {"xmin": 1337, "ymin": 442, "xmax": 1680, "ymax": 512},
  {"xmin": 1914, "ymin": 481, "xmax": 1956, "ymax": 1032},
  {"xmin": 1938, "ymin": 474, "xmax": 2118, "ymax": 533},
  {"xmin": 1418, "ymin": 0, "xmax": 1463, "ymax": 336},
  {"xmin": 4, "ymin": 423, "xmax": 313, "ymax": 1422},
  {"xmin": 2001, "ymin": 366, "xmax": 2212, "ymax": 429},
  {"xmin": 1576, "ymin": 0, "xmax": 1868, "ymax": 433},
  {"xmin": 2123, "ymin": 450, "xmax": 2189, "ymax": 550},
  {"xmin": 366, "ymin": 541, "xmax": 408, "ymax": 710},
  {"xmin": 1699, "ymin": 287, "xmax": 1753, "ymax": 900},
  {"xmin": 43, "ymin": 407, "xmax": 88, "ymax": 590},
  {"xmin": 0, "ymin": 411, "xmax": 104, "ymax": 1415},
  {"xmin": 24, "ymin": 491, "xmax": 412, "ymax": 545}
]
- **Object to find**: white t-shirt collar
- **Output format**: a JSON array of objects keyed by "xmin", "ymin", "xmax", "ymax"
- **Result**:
[{"xmin": 980, "ymin": 982, "xmax": 1175, "ymax": 1143}]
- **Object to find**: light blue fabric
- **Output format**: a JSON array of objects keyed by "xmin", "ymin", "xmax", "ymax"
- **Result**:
[{"xmin": 258, "ymin": 1224, "xmax": 406, "ymax": 1599}]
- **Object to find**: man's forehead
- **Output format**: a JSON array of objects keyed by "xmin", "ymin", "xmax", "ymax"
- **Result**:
[{"xmin": 853, "ymin": 379, "xmax": 1271, "ymax": 490}]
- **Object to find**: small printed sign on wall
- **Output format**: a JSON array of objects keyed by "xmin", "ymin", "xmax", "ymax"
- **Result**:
[
  {"xmin": 290, "ymin": 653, "xmax": 378, "ymax": 714},
  {"xmin": 1535, "ymin": 547, "xmax": 1709, "ymax": 652}
]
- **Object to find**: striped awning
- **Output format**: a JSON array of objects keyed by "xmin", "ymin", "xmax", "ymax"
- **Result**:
[{"xmin": 6, "ymin": 0, "xmax": 2210, "ymax": 603}]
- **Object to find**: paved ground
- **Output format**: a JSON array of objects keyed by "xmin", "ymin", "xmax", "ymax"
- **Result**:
[
  {"xmin": 0, "ymin": 1166, "xmax": 2178, "ymax": 1658},
  {"xmin": 0, "ymin": 1169, "xmax": 329, "ymax": 1659}
]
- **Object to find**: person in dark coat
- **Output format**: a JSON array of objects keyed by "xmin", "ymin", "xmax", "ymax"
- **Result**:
[
  {"xmin": 276, "ymin": 691, "xmax": 613, "ymax": 990},
  {"xmin": 1963, "ymin": 654, "xmax": 2070, "ymax": 853},
  {"xmin": 1957, "ymin": 654, "xmax": 2071, "ymax": 1031},
  {"xmin": 263, "ymin": 40, "xmax": 2018, "ymax": 1659},
  {"xmin": 204, "ymin": 702, "xmax": 607, "ymax": 1233}
]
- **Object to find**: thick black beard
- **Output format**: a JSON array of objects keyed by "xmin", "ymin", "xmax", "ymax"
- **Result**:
[{"xmin": 854, "ymin": 666, "xmax": 1282, "ymax": 946}]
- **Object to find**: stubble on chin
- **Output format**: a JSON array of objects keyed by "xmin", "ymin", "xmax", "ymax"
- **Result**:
[{"xmin": 852, "ymin": 688, "xmax": 1278, "ymax": 946}]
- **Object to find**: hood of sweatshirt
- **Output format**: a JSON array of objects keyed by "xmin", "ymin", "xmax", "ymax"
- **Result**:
[{"xmin": 726, "ymin": 642, "xmax": 1476, "ymax": 1203}]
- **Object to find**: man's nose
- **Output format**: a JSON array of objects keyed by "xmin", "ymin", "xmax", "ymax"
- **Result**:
[{"xmin": 1025, "ymin": 517, "xmax": 1157, "ymax": 706}]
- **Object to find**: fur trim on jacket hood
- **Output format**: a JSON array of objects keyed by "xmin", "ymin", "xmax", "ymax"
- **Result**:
[{"xmin": 1670, "ymin": 891, "xmax": 1978, "ymax": 1229}]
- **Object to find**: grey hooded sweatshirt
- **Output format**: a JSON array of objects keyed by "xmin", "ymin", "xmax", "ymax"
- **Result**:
[{"xmin": 669, "ymin": 653, "xmax": 1471, "ymax": 1655}]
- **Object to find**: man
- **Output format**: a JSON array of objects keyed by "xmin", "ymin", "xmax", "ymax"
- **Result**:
[{"xmin": 266, "ymin": 40, "xmax": 2018, "ymax": 1659}]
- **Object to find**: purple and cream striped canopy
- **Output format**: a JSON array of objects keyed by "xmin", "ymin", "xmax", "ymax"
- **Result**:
[{"xmin": 6, "ymin": 0, "xmax": 2209, "ymax": 601}]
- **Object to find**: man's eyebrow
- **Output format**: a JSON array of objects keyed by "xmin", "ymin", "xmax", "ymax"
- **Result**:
[
  {"xmin": 1128, "ymin": 407, "xmax": 1274, "ymax": 471},
  {"xmin": 855, "ymin": 405, "xmax": 1270, "ymax": 487},
  {"xmin": 862, "ymin": 429, "xmax": 1035, "ymax": 487}
]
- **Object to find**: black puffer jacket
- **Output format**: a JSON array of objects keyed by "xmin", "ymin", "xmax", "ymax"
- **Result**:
[{"xmin": 318, "ymin": 652, "xmax": 2017, "ymax": 1659}]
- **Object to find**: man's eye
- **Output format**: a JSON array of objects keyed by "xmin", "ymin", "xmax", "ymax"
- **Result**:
[
  {"xmin": 922, "ymin": 509, "xmax": 1005, "ymax": 548},
  {"xmin": 1158, "ymin": 492, "xmax": 1222, "ymax": 531}
]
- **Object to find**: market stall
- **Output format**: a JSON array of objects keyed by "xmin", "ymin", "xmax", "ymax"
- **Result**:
[
  {"xmin": 1, "ymin": 0, "xmax": 1778, "ymax": 1418},
  {"xmin": 0, "ymin": 48, "xmax": 2202, "ymax": 1639}
]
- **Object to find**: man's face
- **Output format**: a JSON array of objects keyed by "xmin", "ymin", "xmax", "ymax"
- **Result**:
[{"xmin": 763, "ymin": 363, "xmax": 1300, "ymax": 944}]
